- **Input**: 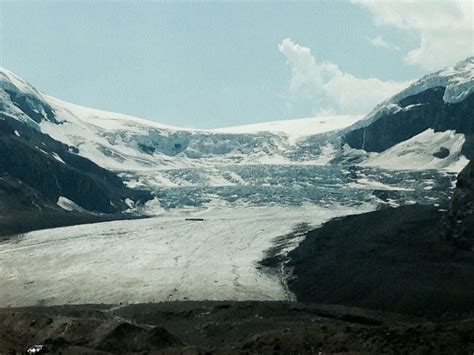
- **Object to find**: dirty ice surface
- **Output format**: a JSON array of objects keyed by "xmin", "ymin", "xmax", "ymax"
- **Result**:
[{"xmin": 1, "ymin": 205, "xmax": 369, "ymax": 307}]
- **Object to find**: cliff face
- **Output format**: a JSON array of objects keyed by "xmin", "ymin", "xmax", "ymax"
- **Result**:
[
  {"xmin": 343, "ymin": 88, "xmax": 474, "ymax": 158},
  {"xmin": 341, "ymin": 57, "xmax": 474, "ymax": 164},
  {"xmin": 446, "ymin": 161, "xmax": 474, "ymax": 249}
]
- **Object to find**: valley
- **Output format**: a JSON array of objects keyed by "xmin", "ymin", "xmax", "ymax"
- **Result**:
[
  {"xmin": 0, "ymin": 57, "xmax": 473, "ymax": 353},
  {"xmin": 0, "ymin": 160, "xmax": 455, "ymax": 307}
]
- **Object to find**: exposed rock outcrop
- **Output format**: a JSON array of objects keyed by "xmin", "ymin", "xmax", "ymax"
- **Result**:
[
  {"xmin": 446, "ymin": 161, "xmax": 474, "ymax": 249},
  {"xmin": 284, "ymin": 204, "xmax": 474, "ymax": 318},
  {"xmin": 0, "ymin": 115, "xmax": 150, "ymax": 215},
  {"xmin": 343, "ymin": 88, "xmax": 474, "ymax": 158}
]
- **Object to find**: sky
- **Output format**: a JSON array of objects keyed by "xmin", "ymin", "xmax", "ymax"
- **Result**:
[{"xmin": 0, "ymin": 0, "xmax": 472, "ymax": 129}]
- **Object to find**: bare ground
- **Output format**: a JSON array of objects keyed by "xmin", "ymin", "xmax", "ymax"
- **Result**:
[{"xmin": 1, "ymin": 302, "xmax": 474, "ymax": 354}]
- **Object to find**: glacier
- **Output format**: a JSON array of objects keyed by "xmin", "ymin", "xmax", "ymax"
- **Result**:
[
  {"xmin": 0, "ymin": 58, "xmax": 472, "ymax": 307},
  {"xmin": 0, "ymin": 161, "xmax": 457, "ymax": 307},
  {"xmin": 0, "ymin": 205, "xmax": 372, "ymax": 307}
]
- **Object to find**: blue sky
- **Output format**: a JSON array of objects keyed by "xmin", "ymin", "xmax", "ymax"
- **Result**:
[{"xmin": 0, "ymin": 1, "xmax": 472, "ymax": 128}]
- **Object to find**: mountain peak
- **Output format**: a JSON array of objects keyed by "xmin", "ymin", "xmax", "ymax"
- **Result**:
[
  {"xmin": 400, "ymin": 56, "xmax": 474, "ymax": 105},
  {"xmin": 451, "ymin": 56, "xmax": 474, "ymax": 71},
  {"xmin": 0, "ymin": 67, "xmax": 56, "ymax": 125},
  {"xmin": 352, "ymin": 56, "xmax": 474, "ymax": 130},
  {"xmin": 0, "ymin": 67, "xmax": 41, "ymax": 98}
]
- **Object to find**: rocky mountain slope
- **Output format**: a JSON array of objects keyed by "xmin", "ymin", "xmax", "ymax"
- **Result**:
[
  {"xmin": 338, "ymin": 57, "xmax": 473, "ymax": 170},
  {"xmin": 3, "ymin": 59, "xmax": 472, "ymax": 176},
  {"xmin": 284, "ymin": 203, "xmax": 474, "ymax": 318},
  {"xmin": 344, "ymin": 87, "xmax": 474, "ymax": 156},
  {"xmin": 0, "ymin": 71, "xmax": 151, "ymax": 235},
  {"xmin": 446, "ymin": 160, "xmax": 474, "ymax": 249},
  {"xmin": 0, "ymin": 57, "xmax": 472, "ymax": 234},
  {"xmin": 0, "ymin": 115, "xmax": 149, "ymax": 236},
  {"xmin": 271, "ymin": 158, "xmax": 474, "ymax": 319},
  {"xmin": 0, "ymin": 115, "xmax": 148, "ymax": 213}
]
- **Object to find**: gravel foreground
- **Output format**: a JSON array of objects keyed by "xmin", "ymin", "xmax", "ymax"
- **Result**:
[{"xmin": 1, "ymin": 301, "xmax": 474, "ymax": 354}]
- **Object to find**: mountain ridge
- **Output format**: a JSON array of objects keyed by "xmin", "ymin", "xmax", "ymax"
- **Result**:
[
  {"xmin": 1, "ymin": 59, "xmax": 471, "ymax": 174},
  {"xmin": 0, "ymin": 57, "xmax": 472, "ymax": 234}
]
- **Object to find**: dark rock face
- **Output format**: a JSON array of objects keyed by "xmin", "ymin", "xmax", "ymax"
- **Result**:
[
  {"xmin": 285, "ymin": 205, "xmax": 474, "ymax": 318},
  {"xmin": 446, "ymin": 161, "xmax": 474, "ymax": 250},
  {"xmin": 0, "ymin": 73, "xmax": 153, "ymax": 235},
  {"xmin": 433, "ymin": 147, "xmax": 450, "ymax": 159},
  {"xmin": 0, "ymin": 115, "xmax": 149, "ymax": 214},
  {"xmin": 97, "ymin": 322, "xmax": 183, "ymax": 352},
  {"xmin": 138, "ymin": 143, "xmax": 156, "ymax": 155},
  {"xmin": 3, "ymin": 89, "xmax": 56, "ymax": 123},
  {"xmin": 344, "ymin": 88, "xmax": 474, "ymax": 158},
  {"xmin": 0, "ymin": 174, "xmax": 49, "ymax": 213}
]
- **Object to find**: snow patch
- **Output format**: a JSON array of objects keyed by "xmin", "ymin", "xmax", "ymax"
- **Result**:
[
  {"xmin": 347, "ymin": 178, "xmax": 414, "ymax": 191},
  {"xmin": 361, "ymin": 129, "xmax": 469, "ymax": 173},
  {"xmin": 56, "ymin": 196, "xmax": 87, "ymax": 212},
  {"xmin": 52, "ymin": 152, "xmax": 65, "ymax": 164},
  {"xmin": 124, "ymin": 198, "xmax": 135, "ymax": 209}
]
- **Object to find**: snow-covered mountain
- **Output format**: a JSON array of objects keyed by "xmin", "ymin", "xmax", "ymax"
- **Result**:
[
  {"xmin": 0, "ymin": 67, "xmax": 362, "ymax": 171},
  {"xmin": 0, "ymin": 57, "xmax": 472, "ymax": 216},
  {"xmin": 0, "ymin": 111, "xmax": 150, "ymax": 227},
  {"xmin": 1, "ymin": 59, "xmax": 473, "ymax": 307},
  {"xmin": 42, "ymin": 95, "xmax": 363, "ymax": 170},
  {"xmin": 340, "ymin": 57, "xmax": 474, "ymax": 171},
  {"xmin": 2, "ymin": 59, "xmax": 472, "ymax": 175}
]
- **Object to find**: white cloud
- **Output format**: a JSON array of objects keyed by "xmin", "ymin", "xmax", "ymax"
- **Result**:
[
  {"xmin": 278, "ymin": 38, "xmax": 409, "ymax": 115},
  {"xmin": 277, "ymin": 39, "xmax": 327, "ymax": 99},
  {"xmin": 354, "ymin": 0, "xmax": 474, "ymax": 70},
  {"xmin": 369, "ymin": 35, "xmax": 400, "ymax": 51},
  {"xmin": 323, "ymin": 72, "xmax": 408, "ymax": 114}
]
